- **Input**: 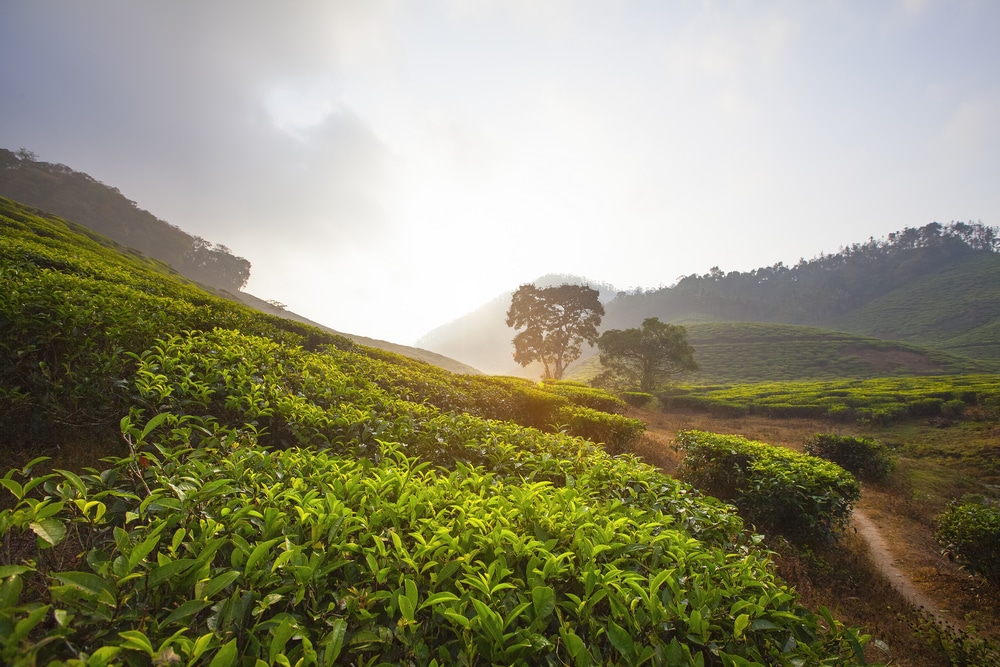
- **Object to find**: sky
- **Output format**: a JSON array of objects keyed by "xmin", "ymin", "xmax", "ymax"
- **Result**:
[{"xmin": 2, "ymin": 1, "xmax": 999, "ymax": 345}]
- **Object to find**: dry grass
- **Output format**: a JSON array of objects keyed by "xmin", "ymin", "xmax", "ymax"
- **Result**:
[{"xmin": 629, "ymin": 406, "xmax": 1000, "ymax": 667}]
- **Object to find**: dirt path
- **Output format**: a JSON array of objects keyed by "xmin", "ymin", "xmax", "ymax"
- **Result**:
[
  {"xmin": 632, "ymin": 411, "xmax": 968, "ymax": 630},
  {"xmin": 851, "ymin": 508, "xmax": 953, "ymax": 626}
]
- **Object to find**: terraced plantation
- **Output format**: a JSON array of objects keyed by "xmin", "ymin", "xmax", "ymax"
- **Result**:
[
  {"xmin": 661, "ymin": 375, "xmax": 1000, "ymax": 429},
  {"xmin": 0, "ymin": 196, "xmax": 876, "ymax": 664}
]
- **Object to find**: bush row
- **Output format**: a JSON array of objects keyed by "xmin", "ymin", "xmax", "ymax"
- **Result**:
[
  {"xmin": 0, "ymin": 422, "xmax": 873, "ymax": 666},
  {"xmin": 674, "ymin": 430, "xmax": 861, "ymax": 542},
  {"xmin": 660, "ymin": 375, "xmax": 1000, "ymax": 425},
  {"xmin": 804, "ymin": 434, "xmax": 896, "ymax": 483}
]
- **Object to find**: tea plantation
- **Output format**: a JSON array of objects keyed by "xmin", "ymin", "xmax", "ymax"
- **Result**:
[{"xmin": 0, "ymin": 197, "xmax": 874, "ymax": 665}]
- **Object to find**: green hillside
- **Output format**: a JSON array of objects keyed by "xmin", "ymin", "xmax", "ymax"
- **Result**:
[
  {"xmin": 566, "ymin": 321, "xmax": 996, "ymax": 385},
  {"xmin": 0, "ymin": 196, "xmax": 872, "ymax": 664},
  {"xmin": 422, "ymin": 222, "xmax": 1000, "ymax": 379},
  {"xmin": 836, "ymin": 252, "xmax": 1000, "ymax": 361}
]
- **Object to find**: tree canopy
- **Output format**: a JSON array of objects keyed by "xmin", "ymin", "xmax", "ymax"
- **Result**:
[
  {"xmin": 506, "ymin": 283, "xmax": 604, "ymax": 380},
  {"xmin": 596, "ymin": 317, "xmax": 697, "ymax": 391}
]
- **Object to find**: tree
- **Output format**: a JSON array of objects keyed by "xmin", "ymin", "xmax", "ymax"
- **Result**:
[
  {"xmin": 596, "ymin": 317, "xmax": 697, "ymax": 391},
  {"xmin": 506, "ymin": 283, "xmax": 604, "ymax": 380}
]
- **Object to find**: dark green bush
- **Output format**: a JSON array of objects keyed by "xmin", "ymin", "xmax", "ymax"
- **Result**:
[
  {"xmin": 804, "ymin": 434, "xmax": 896, "ymax": 483},
  {"xmin": 541, "ymin": 382, "xmax": 628, "ymax": 415},
  {"xmin": 935, "ymin": 501, "xmax": 1000, "ymax": 588},
  {"xmin": 556, "ymin": 406, "xmax": 645, "ymax": 455},
  {"xmin": 621, "ymin": 391, "xmax": 655, "ymax": 408},
  {"xmin": 675, "ymin": 430, "xmax": 861, "ymax": 542}
]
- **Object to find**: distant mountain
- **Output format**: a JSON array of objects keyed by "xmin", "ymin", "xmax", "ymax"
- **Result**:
[
  {"xmin": 420, "ymin": 223, "xmax": 1000, "ymax": 381},
  {"xmin": 415, "ymin": 274, "xmax": 620, "ymax": 376},
  {"xmin": 236, "ymin": 292, "xmax": 481, "ymax": 375}
]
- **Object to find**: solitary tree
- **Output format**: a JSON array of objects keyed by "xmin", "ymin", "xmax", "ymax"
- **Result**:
[
  {"xmin": 596, "ymin": 317, "xmax": 697, "ymax": 391},
  {"xmin": 506, "ymin": 283, "xmax": 604, "ymax": 380}
]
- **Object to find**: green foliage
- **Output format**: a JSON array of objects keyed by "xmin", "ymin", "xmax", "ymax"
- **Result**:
[
  {"xmin": 0, "ymin": 150, "xmax": 251, "ymax": 291},
  {"xmin": 663, "ymin": 375, "xmax": 1000, "ymax": 425},
  {"xmin": 682, "ymin": 322, "xmax": 995, "ymax": 383},
  {"xmin": 0, "ymin": 196, "xmax": 877, "ymax": 664},
  {"xmin": 507, "ymin": 283, "xmax": 604, "ymax": 380},
  {"xmin": 675, "ymin": 431, "xmax": 861, "ymax": 543},
  {"xmin": 908, "ymin": 609, "xmax": 1000, "ymax": 666},
  {"xmin": 804, "ymin": 434, "xmax": 896, "ymax": 483},
  {"xmin": 0, "ymin": 427, "xmax": 874, "ymax": 665},
  {"xmin": 555, "ymin": 406, "xmax": 645, "ymax": 456},
  {"xmin": 540, "ymin": 381, "xmax": 628, "ymax": 415},
  {"xmin": 597, "ymin": 317, "xmax": 697, "ymax": 391},
  {"xmin": 935, "ymin": 501, "xmax": 1000, "ymax": 588},
  {"xmin": 600, "ymin": 222, "xmax": 1000, "ymax": 367},
  {"xmin": 621, "ymin": 391, "xmax": 656, "ymax": 409}
]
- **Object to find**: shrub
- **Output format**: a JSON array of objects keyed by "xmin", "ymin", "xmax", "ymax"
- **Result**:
[
  {"xmin": 935, "ymin": 501, "xmax": 1000, "ymax": 588},
  {"xmin": 556, "ymin": 406, "xmax": 645, "ymax": 455},
  {"xmin": 541, "ymin": 382, "xmax": 628, "ymax": 415},
  {"xmin": 675, "ymin": 430, "xmax": 861, "ymax": 542},
  {"xmin": 621, "ymin": 391, "xmax": 655, "ymax": 409},
  {"xmin": 804, "ymin": 434, "xmax": 896, "ymax": 483}
]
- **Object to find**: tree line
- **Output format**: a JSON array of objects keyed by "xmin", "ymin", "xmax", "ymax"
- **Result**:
[{"xmin": 608, "ymin": 220, "xmax": 999, "ymax": 327}]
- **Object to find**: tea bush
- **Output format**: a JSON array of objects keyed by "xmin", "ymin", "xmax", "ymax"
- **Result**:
[
  {"xmin": 540, "ymin": 381, "xmax": 629, "ymax": 415},
  {"xmin": 804, "ymin": 434, "xmax": 896, "ymax": 483},
  {"xmin": 0, "ymin": 197, "xmax": 877, "ymax": 664},
  {"xmin": 554, "ymin": 406, "xmax": 645, "ymax": 455},
  {"xmin": 935, "ymin": 501, "xmax": 1000, "ymax": 588},
  {"xmin": 0, "ymin": 422, "xmax": 874, "ymax": 666},
  {"xmin": 675, "ymin": 430, "xmax": 861, "ymax": 542},
  {"xmin": 621, "ymin": 391, "xmax": 655, "ymax": 408}
]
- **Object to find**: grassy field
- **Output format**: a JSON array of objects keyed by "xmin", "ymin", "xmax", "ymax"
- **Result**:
[{"xmin": 633, "ymin": 406, "xmax": 1000, "ymax": 667}]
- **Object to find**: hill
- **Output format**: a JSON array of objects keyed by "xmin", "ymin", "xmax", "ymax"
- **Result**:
[
  {"xmin": 0, "ymin": 148, "xmax": 251, "ymax": 292},
  {"xmin": 0, "ymin": 195, "xmax": 871, "ymax": 665},
  {"xmin": 236, "ymin": 291, "xmax": 481, "ymax": 375},
  {"xmin": 420, "ymin": 223, "xmax": 1000, "ymax": 381},
  {"xmin": 566, "ymin": 322, "xmax": 997, "ymax": 384},
  {"xmin": 0, "ymin": 148, "xmax": 476, "ymax": 374}
]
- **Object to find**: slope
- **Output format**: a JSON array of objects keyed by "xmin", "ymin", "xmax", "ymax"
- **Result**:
[
  {"xmin": 0, "ymin": 149, "xmax": 474, "ymax": 373},
  {"xmin": 0, "ymin": 195, "xmax": 871, "ymax": 665},
  {"xmin": 566, "ymin": 321, "xmax": 996, "ymax": 384},
  {"xmin": 834, "ymin": 252, "xmax": 1000, "ymax": 361}
]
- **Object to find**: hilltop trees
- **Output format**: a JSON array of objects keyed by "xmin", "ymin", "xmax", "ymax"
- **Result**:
[
  {"xmin": 596, "ymin": 317, "xmax": 697, "ymax": 391},
  {"xmin": 506, "ymin": 283, "xmax": 604, "ymax": 380}
]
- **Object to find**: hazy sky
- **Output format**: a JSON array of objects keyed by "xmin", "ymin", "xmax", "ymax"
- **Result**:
[{"xmin": 3, "ymin": 1, "xmax": 999, "ymax": 344}]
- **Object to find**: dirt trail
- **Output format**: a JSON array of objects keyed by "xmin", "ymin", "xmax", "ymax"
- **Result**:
[
  {"xmin": 632, "ymin": 413, "xmax": 967, "ymax": 630},
  {"xmin": 851, "ymin": 508, "xmax": 954, "ymax": 626}
]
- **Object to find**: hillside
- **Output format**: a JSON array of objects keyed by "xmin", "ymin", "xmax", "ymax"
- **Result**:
[
  {"xmin": 419, "ymin": 223, "xmax": 1000, "ymax": 381},
  {"xmin": 236, "ymin": 291, "xmax": 481, "ymax": 375},
  {"xmin": 0, "ymin": 196, "xmax": 872, "ymax": 664},
  {"xmin": 0, "ymin": 148, "xmax": 251, "ymax": 292},
  {"xmin": 566, "ymin": 322, "xmax": 997, "ymax": 384},
  {"xmin": 0, "ymin": 149, "xmax": 476, "ymax": 374}
]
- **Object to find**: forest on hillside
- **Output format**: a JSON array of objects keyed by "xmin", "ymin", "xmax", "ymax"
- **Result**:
[
  {"xmin": 0, "ymin": 148, "xmax": 251, "ymax": 292},
  {"xmin": 609, "ymin": 221, "xmax": 998, "ymax": 328}
]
